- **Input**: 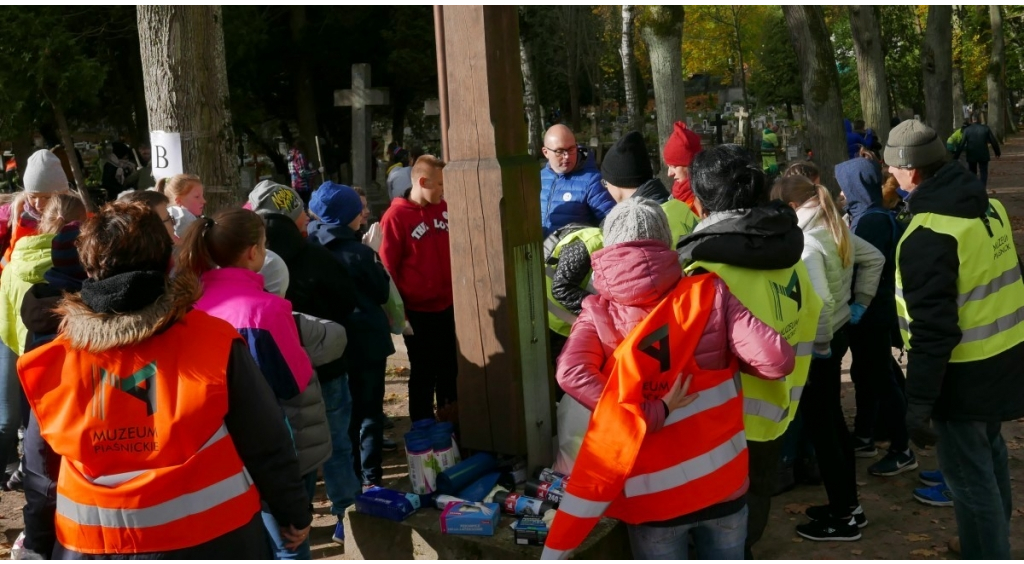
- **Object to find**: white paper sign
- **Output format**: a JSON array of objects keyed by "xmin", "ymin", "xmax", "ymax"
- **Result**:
[{"xmin": 150, "ymin": 130, "xmax": 183, "ymax": 180}]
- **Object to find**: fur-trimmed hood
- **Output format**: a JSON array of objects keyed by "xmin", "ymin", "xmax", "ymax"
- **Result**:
[{"xmin": 56, "ymin": 272, "xmax": 202, "ymax": 353}]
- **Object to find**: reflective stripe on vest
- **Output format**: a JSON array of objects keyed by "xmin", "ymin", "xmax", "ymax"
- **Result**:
[
  {"xmin": 58, "ymin": 466, "xmax": 254, "ymax": 529},
  {"xmin": 661, "ymin": 198, "xmax": 701, "ymax": 247},
  {"xmin": 687, "ymin": 260, "xmax": 823, "ymax": 442},
  {"xmin": 896, "ymin": 199, "xmax": 1024, "ymax": 363},
  {"xmin": 545, "ymin": 227, "xmax": 605, "ymax": 337},
  {"xmin": 543, "ymin": 274, "xmax": 747, "ymax": 558}
]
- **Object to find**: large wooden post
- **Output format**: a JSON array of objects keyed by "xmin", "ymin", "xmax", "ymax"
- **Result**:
[{"xmin": 438, "ymin": 6, "xmax": 553, "ymax": 470}]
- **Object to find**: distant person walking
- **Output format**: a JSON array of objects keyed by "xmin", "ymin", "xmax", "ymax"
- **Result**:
[{"xmin": 954, "ymin": 115, "xmax": 1001, "ymax": 188}]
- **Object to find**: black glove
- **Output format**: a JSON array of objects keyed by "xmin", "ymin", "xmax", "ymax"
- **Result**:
[{"xmin": 906, "ymin": 401, "xmax": 937, "ymax": 448}]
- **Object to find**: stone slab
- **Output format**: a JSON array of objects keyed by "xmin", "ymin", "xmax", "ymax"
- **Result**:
[{"xmin": 343, "ymin": 504, "xmax": 629, "ymax": 560}]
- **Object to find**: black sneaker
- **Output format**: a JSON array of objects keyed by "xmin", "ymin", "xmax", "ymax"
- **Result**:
[
  {"xmin": 806, "ymin": 504, "xmax": 868, "ymax": 528},
  {"xmin": 797, "ymin": 516, "xmax": 863, "ymax": 542},
  {"xmin": 382, "ymin": 437, "xmax": 398, "ymax": 452},
  {"xmin": 852, "ymin": 436, "xmax": 878, "ymax": 458},
  {"xmin": 868, "ymin": 450, "xmax": 918, "ymax": 477}
]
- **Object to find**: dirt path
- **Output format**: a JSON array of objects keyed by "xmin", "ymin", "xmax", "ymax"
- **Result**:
[{"xmin": 2, "ymin": 136, "xmax": 1024, "ymax": 559}]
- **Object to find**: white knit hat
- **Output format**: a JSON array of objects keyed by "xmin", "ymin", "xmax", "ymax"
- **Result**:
[
  {"xmin": 602, "ymin": 197, "xmax": 673, "ymax": 248},
  {"xmin": 23, "ymin": 150, "xmax": 69, "ymax": 194}
]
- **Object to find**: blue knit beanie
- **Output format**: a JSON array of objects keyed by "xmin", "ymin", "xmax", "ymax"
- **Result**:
[{"xmin": 309, "ymin": 182, "xmax": 363, "ymax": 226}]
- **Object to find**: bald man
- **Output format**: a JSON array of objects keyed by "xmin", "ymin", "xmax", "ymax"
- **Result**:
[{"xmin": 539, "ymin": 125, "xmax": 614, "ymax": 236}]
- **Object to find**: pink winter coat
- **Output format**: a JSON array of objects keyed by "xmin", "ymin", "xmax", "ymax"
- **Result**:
[{"xmin": 556, "ymin": 239, "xmax": 795, "ymax": 433}]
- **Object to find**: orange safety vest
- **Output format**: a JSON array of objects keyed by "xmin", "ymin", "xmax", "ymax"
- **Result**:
[
  {"xmin": 542, "ymin": 274, "xmax": 747, "ymax": 559},
  {"xmin": 18, "ymin": 310, "xmax": 261, "ymax": 555}
]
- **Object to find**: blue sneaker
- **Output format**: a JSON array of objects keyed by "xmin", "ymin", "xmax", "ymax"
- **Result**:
[
  {"xmin": 919, "ymin": 469, "xmax": 944, "ymax": 487},
  {"xmin": 913, "ymin": 483, "xmax": 953, "ymax": 507},
  {"xmin": 333, "ymin": 518, "xmax": 345, "ymax": 544}
]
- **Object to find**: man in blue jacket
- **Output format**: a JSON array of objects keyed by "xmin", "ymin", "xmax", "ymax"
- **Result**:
[{"xmin": 539, "ymin": 125, "xmax": 615, "ymax": 236}]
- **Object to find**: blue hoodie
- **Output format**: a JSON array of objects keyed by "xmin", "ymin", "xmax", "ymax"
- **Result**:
[
  {"xmin": 836, "ymin": 158, "xmax": 896, "ymax": 328},
  {"xmin": 844, "ymin": 119, "xmax": 875, "ymax": 160}
]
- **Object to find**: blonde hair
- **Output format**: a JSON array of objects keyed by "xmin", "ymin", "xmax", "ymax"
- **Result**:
[
  {"xmin": 155, "ymin": 174, "xmax": 202, "ymax": 204},
  {"xmin": 410, "ymin": 155, "xmax": 445, "ymax": 188},
  {"xmin": 39, "ymin": 193, "xmax": 87, "ymax": 235},
  {"xmin": 771, "ymin": 175, "xmax": 852, "ymax": 268}
]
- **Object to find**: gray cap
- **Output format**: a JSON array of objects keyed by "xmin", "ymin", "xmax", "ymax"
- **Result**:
[
  {"xmin": 260, "ymin": 249, "xmax": 290, "ymax": 298},
  {"xmin": 883, "ymin": 119, "xmax": 946, "ymax": 169},
  {"xmin": 602, "ymin": 197, "xmax": 673, "ymax": 248},
  {"xmin": 248, "ymin": 180, "xmax": 304, "ymax": 223}
]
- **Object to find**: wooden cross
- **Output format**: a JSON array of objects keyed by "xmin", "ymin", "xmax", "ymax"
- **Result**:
[{"xmin": 335, "ymin": 64, "xmax": 389, "ymax": 188}]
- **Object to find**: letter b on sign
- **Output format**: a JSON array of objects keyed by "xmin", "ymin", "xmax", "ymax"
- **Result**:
[
  {"xmin": 149, "ymin": 130, "xmax": 183, "ymax": 180},
  {"xmin": 154, "ymin": 145, "xmax": 168, "ymax": 170}
]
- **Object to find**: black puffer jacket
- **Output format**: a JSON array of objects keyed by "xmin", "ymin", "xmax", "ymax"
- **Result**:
[
  {"xmin": 954, "ymin": 123, "xmax": 1000, "ymax": 163},
  {"xmin": 898, "ymin": 161, "xmax": 1024, "ymax": 422},
  {"xmin": 263, "ymin": 213, "xmax": 357, "ymax": 381}
]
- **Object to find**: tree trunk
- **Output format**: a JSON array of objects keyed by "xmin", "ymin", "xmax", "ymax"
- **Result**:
[
  {"xmin": 848, "ymin": 6, "xmax": 891, "ymax": 146},
  {"xmin": 952, "ymin": 66, "xmax": 966, "ymax": 126},
  {"xmin": 782, "ymin": 6, "xmax": 847, "ymax": 193},
  {"xmin": 566, "ymin": 6, "xmax": 582, "ymax": 133},
  {"xmin": 128, "ymin": 34, "xmax": 150, "ymax": 145},
  {"xmin": 732, "ymin": 6, "xmax": 749, "ymax": 111},
  {"xmin": 988, "ymin": 5, "xmax": 1006, "ymax": 142},
  {"xmin": 921, "ymin": 6, "xmax": 953, "ymax": 143},
  {"xmin": 50, "ymin": 103, "xmax": 89, "ymax": 205},
  {"xmin": 620, "ymin": 5, "xmax": 642, "ymax": 133},
  {"xmin": 640, "ymin": 6, "xmax": 686, "ymax": 176},
  {"xmin": 137, "ymin": 6, "xmax": 240, "ymax": 212},
  {"xmin": 519, "ymin": 32, "xmax": 543, "ymax": 157},
  {"xmin": 291, "ymin": 6, "xmax": 320, "ymax": 169}
]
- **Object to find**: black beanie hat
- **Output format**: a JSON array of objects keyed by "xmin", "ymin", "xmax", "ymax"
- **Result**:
[{"xmin": 601, "ymin": 131, "xmax": 653, "ymax": 188}]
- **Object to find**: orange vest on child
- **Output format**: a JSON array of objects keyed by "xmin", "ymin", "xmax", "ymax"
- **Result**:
[
  {"xmin": 542, "ymin": 274, "xmax": 747, "ymax": 559},
  {"xmin": 18, "ymin": 310, "xmax": 261, "ymax": 555}
]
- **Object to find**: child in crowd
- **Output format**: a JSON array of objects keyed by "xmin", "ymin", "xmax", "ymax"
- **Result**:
[{"xmin": 156, "ymin": 173, "xmax": 206, "ymax": 239}]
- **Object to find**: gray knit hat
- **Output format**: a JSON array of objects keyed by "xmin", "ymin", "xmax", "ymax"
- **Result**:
[
  {"xmin": 884, "ymin": 119, "xmax": 946, "ymax": 169},
  {"xmin": 260, "ymin": 249, "xmax": 290, "ymax": 298},
  {"xmin": 602, "ymin": 197, "xmax": 673, "ymax": 248},
  {"xmin": 23, "ymin": 150, "xmax": 69, "ymax": 194}
]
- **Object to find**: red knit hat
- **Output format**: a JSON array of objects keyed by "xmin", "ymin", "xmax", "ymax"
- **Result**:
[{"xmin": 663, "ymin": 121, "xmax": 702, "ymax": 167}]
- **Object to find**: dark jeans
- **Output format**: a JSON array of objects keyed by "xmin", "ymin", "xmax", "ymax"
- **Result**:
[
  {"xmin": 745, "ymin": 436, "xmax": 784, "ymax": 557},
  {"xmin": 0, "ymin": 344, "xmax": 21, "ymax": 476},
  {"xmin": 848, "ymin": 322, "xmax": 909, "ymax": 452},
  {"xmin": 348, "ymin": 357, "xmax": 387, "ymax": 485},
  {"xmin": 320, "ymin": 375, "xmax": 361, "ymax": 516},
  {"xmin": 404, "ymin": 307, "xmax": 459, "ymax": 422},
  {"xmin": 935, "ymin": 420, "xmax": 1013, "ymax": 559},
  {"xmin": 968, "ymin": 160, "xmax": 990, "ymax": 187},
  {"xmin": 803, "ymin": 326, "xmax": 859, "ymax": 514}
]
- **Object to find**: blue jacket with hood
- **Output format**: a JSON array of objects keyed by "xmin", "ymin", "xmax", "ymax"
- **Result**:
[
  {"xmin": 836, "ymin": 158, "xmax": 897, "ymax": 329},
  {"xmin": 539, "ymin": 146, "xmax": 615, "ymax": 237}
]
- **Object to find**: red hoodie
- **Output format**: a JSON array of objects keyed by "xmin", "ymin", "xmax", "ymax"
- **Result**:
[{"xmin": 379, "ymin": 197, "xmax": 453, "ymax": 312}]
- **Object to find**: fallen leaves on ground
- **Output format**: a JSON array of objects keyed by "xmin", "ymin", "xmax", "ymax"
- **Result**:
[
  {"xmin": 850, "ymin": 549, "xmax": 863, "ymax": 555},
  {"xmin": 1014, "ymin": 507, "xmax": 1024, "ymax": 517},
  {"xmin": 791, "ymin": 537, "xmax": 803, "ymax": 543},
  {"xmin": 784, "ymin": 503, "xmax": 811, "ymax": 515},
  {"xmin": 905, "ymin": 533, "xmax": 931, "ymax": 542},
  {"xmin": 1006, "ymin": 440, "xmax": 1022, "ymax": 450},
  {"xmin": 861, "ymin": 493, "xmax": 881, "ymax": 501},
  {"xmin": 909, "ymin": 548, "xmax": 939, "ymax": 558},
  {"xmin": 890, "ymin": 504, "xmax": 902, "ymax": 511}
]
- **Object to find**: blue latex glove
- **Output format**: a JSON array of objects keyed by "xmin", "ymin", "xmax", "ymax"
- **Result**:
[
  {"xmin": 849, "ymin": 303, "xmax": 868, "ymax": 325},
  {"xmin": 812, "ymin": 349, "xmax": 832, "ymax": 360}
]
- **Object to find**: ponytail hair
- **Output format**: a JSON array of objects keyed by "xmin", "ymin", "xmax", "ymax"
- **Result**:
[
  {"xmin": 155, "ymin": 173, "xmax": 201, "ymax": 205},
  {"xmin": 39, "ymin": 192, "xmax": 88, "ymax": 235},
  {"xmin": 771, "ymin": 176, "xmax": 852, "ymax": 268},
  {"xmin": 177, "ymin": 208, "xmax": 264, "ymax": 276}
]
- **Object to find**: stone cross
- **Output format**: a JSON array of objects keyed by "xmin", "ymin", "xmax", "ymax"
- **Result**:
[{"xmin": 335, "ymin": 64, "xmax": 389, "ymax": 188}]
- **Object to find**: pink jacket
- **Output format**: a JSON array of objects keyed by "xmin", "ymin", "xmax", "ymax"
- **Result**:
[
  {"xmin": 556, "ymin": 240, "xmax": 795, "ymax": 433},
  {"xmin": 195, "ymin": 267, "xmax": 313, "ymax": 400}
]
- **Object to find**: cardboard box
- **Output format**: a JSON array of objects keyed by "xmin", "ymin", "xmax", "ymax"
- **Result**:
[{"xmin": 440, "ymin": 501, "xmax": 500, "ymax": 536}]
